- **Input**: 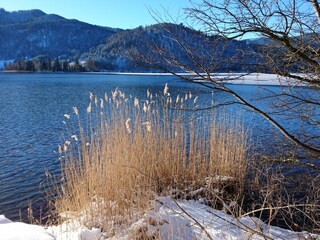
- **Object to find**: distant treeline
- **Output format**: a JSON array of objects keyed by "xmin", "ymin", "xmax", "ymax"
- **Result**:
[{"xmin": 4, "ymin": 58, "xmax": 99, "ymax": 72}]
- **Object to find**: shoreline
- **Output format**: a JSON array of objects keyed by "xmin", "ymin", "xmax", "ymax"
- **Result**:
[{"xmin": 0, "ymin": 71, "xmax": 306, "ymax": 87}]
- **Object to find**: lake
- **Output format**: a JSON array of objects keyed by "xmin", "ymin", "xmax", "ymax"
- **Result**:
[{"xmin": 0, "ymin": 73, "xmax": 318, "ymax": 222}]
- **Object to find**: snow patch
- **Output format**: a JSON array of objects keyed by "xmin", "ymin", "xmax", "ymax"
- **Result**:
[
  {"xmin": 1, "ymin": 197, "xmax": 319, "ymax": 240},
  {"xmin": 109, "ymin": 197, "xmax": 320, "ymax": 240},
  {"xmin": 0, "ymin": 215, "xmax": 55, "ymax": 240},
  {"xmin": 85, "ymin": 72, "xmax": 306, "ymax": 86}
]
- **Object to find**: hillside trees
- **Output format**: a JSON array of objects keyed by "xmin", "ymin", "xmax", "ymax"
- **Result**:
[
  {"xmin": 4, "ymin": 57, "xmax": 88, "ymax": 72},
  {"xmin": 135, "ymin": 0, "xmax": 320, "ymax": 158},
  {"xmin": 62, "ymin": 60, "xmax": 69, "ymax": 72},
  {"xmin": 52, "ymin": 58, "xmax": 62, "ymax": 72}
]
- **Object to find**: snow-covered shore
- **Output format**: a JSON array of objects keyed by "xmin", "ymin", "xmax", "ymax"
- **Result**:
[
  {"xmin": 85, "ymin": 72, "xmax": 305, "ymax": 86},
  {"xmin": 221, "ymin": 73, "xmax": 307, "ymax": 86},
  {"xmin": 1, "ymin": 71, "xmax": 306, "ymax": 86},
  {"xmin": 1, "ymin": 197, "xmax": 318, "ymax": 240}
]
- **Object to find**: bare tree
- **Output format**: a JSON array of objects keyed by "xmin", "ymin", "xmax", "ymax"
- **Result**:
[
  {"xmin": 186, "ymin": 0, "xmax": 320, "ymax": 86},
  {"xmin": 131, "ymin": 0, "xmax": 320, "ymax": 158}
]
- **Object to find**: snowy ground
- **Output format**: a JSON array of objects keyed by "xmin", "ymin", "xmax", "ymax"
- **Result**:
[
  {"xmin": 194, "ymin": 72, "xmax": 304, "ymax": 86},
  {"xmin": 87, "ymin": 72, "xmax": 304, "ymax": 86},
  {"xmin": 221, "ymin": 73, "xmax": 304, "ymax": 86},
  {"xmin": 1, "ymin": 197, "xmax": 318, "ymax": 240}
]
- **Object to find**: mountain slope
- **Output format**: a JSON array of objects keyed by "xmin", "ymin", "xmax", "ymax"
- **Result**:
[
  {"xmin": 0, "ymin": 8, "xmax": 121, "ymax": 59},
  {"xmin": 1, "ymin": 8, "xmax": 263, "ymax": 72},
  {"xmin": 82, "ymin": 23, "xmax": 258, "ymax": 72}
]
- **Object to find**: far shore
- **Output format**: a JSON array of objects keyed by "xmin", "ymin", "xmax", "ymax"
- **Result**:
[{"xmin": 0, "ymin": 70, "xmax": 306, "ymax": 87}]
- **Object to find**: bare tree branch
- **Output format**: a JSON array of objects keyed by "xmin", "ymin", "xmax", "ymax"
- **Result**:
[
  {"xmin": 311, "ymin": 0, "xmax": 320, "ymax": 21},
  {"xmin": 131, "ymin": 0, "xmax": 320, "ymax": 157}
]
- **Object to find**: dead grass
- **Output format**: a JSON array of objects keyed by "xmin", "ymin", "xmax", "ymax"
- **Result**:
[{"xmin": 53, "ymin": 87, "xmax": 248, "ymax": 230}]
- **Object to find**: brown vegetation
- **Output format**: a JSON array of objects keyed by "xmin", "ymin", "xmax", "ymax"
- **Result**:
[
  {"xmin": 49, "ymin": 86, "xmax": 320, "ymax": 236},
  {"xmin": 53, "ymin": 87, "xmax": 248, "ymax": 230}
]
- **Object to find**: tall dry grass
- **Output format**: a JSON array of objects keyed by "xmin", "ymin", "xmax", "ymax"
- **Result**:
[{"xmin": 53, "ymin": 86, "xmax": 248, "ymax": 230}]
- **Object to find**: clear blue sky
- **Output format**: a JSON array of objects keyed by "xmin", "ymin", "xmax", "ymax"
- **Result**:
[{"xmin": 0, "ymin": 0, "xmax": 194, "ymax": 29}]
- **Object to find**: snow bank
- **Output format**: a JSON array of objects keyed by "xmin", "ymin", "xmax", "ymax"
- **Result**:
[
  {"xmin": 113, "ymin": 197, "xmax": 319, "ymax": 240},
  {"xmin": 1, "ymin": 197, "xmax": 319, "ymax": 239},
  {"xmin": 0, "ymin": 215, "xmax": 55, "ymax": 240},
  {"xmin": 47, "ymin": 219, "xmax": 103, "ymax": 240},
  {"xmin": 0, "ymin": 214, "xmax": 102, "ymax": 240}
]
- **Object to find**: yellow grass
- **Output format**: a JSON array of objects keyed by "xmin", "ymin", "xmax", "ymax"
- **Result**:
[{"xmin": 54, "ymin": 87, "xmax": 248, "ymax": 229}]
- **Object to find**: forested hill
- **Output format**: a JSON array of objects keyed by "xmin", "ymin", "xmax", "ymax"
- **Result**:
[
  {"xmin": 0, "ymin": 8, "xmax": 121, "ymax": 60},
  {"xmin": 1, "ymin": 8, "xmax": 263, "ymax": 72},
  {"xmin": 82, "ymin": 23, "xmax": 259, "ymax": 72}
]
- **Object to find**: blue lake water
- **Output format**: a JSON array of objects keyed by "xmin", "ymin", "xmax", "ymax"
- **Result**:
[{"xmin": 0, "ymin": 73, "xmax": 318, "ymax": 222}]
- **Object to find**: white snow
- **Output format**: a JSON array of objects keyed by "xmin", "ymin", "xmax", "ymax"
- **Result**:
[
  {"xmin": 86, "ymin": 72, "xmax": 305, "ymax": 86},
  {"xmin": 222, "ymin": 73, "xmax": 303, "ymax": 86},
  {"xmin": 192, "ymin": 72, "xmax": 305, "ymax": 86},
  {"xmin": 47, "ymin": 220, "xmax": 103, "ymax": 240},
  {"xmin": 0, "ymin": 215, "xmax": 55, "ymax": 240},
  {"xmin": 2, "ymin": 197, "xmax": 318, "ymax": 240},
  {"xmin": 109, "ymin": 197, "xmax": 319, "ymax": 240}
]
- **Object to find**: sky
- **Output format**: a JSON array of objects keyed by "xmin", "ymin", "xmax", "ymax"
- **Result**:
[{"xmin": 0, "ymin": 0, "xmax": 194, "ymax": 29}]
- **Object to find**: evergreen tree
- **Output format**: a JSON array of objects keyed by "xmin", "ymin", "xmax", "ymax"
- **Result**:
[
  {"xmin": 41, "ymin": 60, "xmax": 48, "ymax": 71},
  {"xmin": 73, "ymin": 59, "xmax": 81, "ymax": 72},
  {"xmin": 47, "ymin": 58, "xmax": 52, "ymax": 71},
  {"xmin": 86, "ymin": 58, "xmax": 98, "ymax": 72},
  {"xmin": 62, "ymin": 60, "xmax": 69, "ymax": 72},
  {"xmin": 17, "ymin": 59, "xmax": 26, "ymax": 71},
  {"xmin": 53, "ymin": 58, "xmax": 61, "ymax": 72},
  {"xmin": 25, "ymin": 60, "xmax": 35, "ymax": 72}
]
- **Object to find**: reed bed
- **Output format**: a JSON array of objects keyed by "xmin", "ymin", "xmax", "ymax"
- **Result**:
[{"xmin": 54, "ymin": 86, "xmax": 248, "ymax": 230}]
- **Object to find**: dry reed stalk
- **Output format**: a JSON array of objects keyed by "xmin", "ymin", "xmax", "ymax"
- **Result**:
[{"xmin": 53, "ymin": 87, "xmax": 248, "ymax": 230}]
